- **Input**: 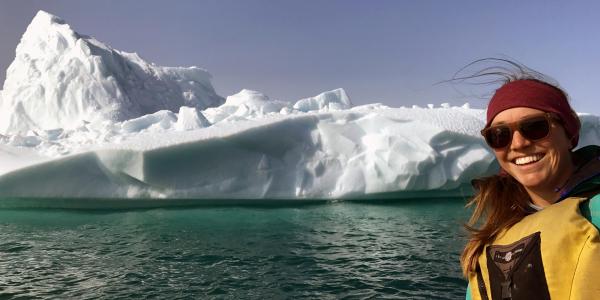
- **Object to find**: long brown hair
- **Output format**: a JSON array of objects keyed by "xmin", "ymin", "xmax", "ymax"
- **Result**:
[{"xmin": 460, "ymin": 175, "xmax": 530, "ymax": 276}]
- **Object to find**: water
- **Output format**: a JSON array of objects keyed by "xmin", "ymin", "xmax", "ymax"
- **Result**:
[{"xmin": 0, "ymin": 199, "xmax": 469, "ymax": 299}]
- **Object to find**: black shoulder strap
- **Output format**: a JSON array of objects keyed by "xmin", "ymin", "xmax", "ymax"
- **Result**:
[{"xmin": 476, "ymin": 263, "xmax": 489, "ymax": 300}]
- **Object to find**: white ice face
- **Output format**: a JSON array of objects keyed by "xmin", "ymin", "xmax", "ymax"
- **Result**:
[
  {"xmin": 0, "ymin": 11, "xmax": 599, "ymax": 201},
  {"xmin": 0, "ymin": 101, "xmax": 512, "ymax": 200}
]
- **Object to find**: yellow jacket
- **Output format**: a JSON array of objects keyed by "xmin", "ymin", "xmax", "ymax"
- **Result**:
[{"xmin": 467, "ymin": 195, "xmax": 600, "ymax": 300}]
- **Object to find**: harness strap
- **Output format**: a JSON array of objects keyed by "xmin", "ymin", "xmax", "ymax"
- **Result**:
[{"xmin": 475, "ymin": 263, "xmax": 489, "ymax": 300}]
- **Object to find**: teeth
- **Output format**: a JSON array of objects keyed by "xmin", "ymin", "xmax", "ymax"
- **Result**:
[{"xmin": 514, "ymin": 154, "xmax": 543, "ymax": 165}]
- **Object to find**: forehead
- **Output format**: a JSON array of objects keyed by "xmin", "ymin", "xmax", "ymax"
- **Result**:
[{"xmin": 491, "ymin": 107, "xmax": 546, "ymax": 125}]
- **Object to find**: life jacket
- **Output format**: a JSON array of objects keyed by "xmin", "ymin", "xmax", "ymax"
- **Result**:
[{"xmin": 467, "ymin": 194, "xmax": 600, "ymax": 300}]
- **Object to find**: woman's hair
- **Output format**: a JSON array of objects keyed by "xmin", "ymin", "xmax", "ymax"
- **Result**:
[
  {"xmin": 447, "ymin": 58, "xmax": 561, "ymax": 90},
  {"xmin": 460, "ymin": 175, "xmax": 531, "ymax": 276},
  {"xmin": 456, "ymin": 58, "xmax": 578, "ymax": 277}
]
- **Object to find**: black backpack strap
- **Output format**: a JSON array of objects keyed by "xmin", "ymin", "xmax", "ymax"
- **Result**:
[{"xmin": 476, "ymin": 263, "xmax": 489, "ymax": 300}]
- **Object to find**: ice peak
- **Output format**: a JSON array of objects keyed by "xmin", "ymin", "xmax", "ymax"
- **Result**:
[
  {"xmin": 0, "ymin": 11, "xmax": 224, "ymax": 134},
  {"xmin": 31, "ymin": 10, "xmax": 66, "ymax": 25},
  {"xmin": 226, "ymin": 89, "xmax": 271, "ymax": 105},
  {"xmin": 328, "ymin": 88, "xmax": 352, "ymax": 106},
  {"xmin": 14, "ymin": 10, "xmax": 80, "ymax": 60}
]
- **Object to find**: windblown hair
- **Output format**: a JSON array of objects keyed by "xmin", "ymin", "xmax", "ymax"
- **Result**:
[
  {"xmin": 455, "ymin": 58, "xmax": 577, "ymax": 277},
  {"xmin": 460, "ymin": 175, "xmax": 531, "ymax": 276},
  {"xmin": 446, "ymin": 57, "xmax": 562, "ymax": 92}
]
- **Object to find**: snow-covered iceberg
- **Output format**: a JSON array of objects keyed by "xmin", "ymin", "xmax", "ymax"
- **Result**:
[{"xmin": 0, "ymin": 11, "xmax": 599, "ymax": 203}]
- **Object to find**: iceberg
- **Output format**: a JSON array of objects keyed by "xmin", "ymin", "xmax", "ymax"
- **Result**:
[{"xmin": 1, "ymin": 11, "xmax": 599, "ymax": 203}]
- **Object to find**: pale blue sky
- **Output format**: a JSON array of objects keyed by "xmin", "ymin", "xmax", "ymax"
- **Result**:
[{"xmin": 1, "ymin": 0, "xmax": 599, "ymax": 114}]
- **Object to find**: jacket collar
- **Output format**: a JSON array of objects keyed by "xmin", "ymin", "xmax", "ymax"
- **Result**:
[{"xmin": 557, "ymin": 145, "xmax": 600, "ymax": 200}]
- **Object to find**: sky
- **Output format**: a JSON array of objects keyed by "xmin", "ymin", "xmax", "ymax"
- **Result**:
[{"xmin": 1, "ymin": 0, "xmax": 599, "ymax": 115}]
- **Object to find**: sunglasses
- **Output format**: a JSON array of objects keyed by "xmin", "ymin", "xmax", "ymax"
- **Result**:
[{"xmin": 481, "ymin": 113, "xmax": 558, "ymax": 149}]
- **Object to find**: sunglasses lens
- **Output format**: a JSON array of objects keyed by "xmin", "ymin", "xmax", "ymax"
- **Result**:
[
  {"xmin": 484, "ymin": 126, "xmax": 511, "ymax": 149},
  {"xmin": 520, "ymin": 118, "xmax": 550, "ymax": 140}
]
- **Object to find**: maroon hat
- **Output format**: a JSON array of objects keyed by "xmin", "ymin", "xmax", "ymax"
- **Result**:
[{"xmin": 486, "ymin": 79, "xmax": 580, "ymax": 147}]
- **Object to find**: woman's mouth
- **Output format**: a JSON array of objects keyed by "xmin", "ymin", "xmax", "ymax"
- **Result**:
[{"xmin": 513, "ymin": 153, "xmax": 545, "ymax": 166}]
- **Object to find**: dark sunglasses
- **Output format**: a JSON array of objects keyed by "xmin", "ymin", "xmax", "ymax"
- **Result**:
[{"xmin": 481, "ymin": 113, "xmax": 558, "ymax": 149}]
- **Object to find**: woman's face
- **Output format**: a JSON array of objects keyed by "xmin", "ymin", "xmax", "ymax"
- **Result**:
[{"xmin": 490, "ymin": 107, "xmax": 574, "ymax": 192}]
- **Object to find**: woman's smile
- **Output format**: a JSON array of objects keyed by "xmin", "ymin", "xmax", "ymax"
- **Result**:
[{"xmin": 512, "ymin": 153, "xmax": 545, "ymax": 166}]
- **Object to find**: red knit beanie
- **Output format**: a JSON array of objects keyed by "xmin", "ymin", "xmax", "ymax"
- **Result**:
[{"xmin": 486, "ymin": 79, "xmax": 580, "ymax": 148}]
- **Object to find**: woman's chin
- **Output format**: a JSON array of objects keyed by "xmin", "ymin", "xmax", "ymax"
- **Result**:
[{"xmin": 514, "ymin": 173, "xmax": 549, "ymax": 190}]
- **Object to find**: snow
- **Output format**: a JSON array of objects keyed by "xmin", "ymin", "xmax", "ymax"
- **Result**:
[
  {"xmin": 293, "ymin": 88, "xmax": 352, "ymax": 112},
  {"xmin": 0, "ymin": 11, "xmax": 599, "ymax": 203},
  {"xmin": 202, "ymin": 89, "xmax": 291, "ymax": 124}
]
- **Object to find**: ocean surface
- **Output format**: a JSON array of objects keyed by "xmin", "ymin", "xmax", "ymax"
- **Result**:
[{"xmin": 0, "ymin": 198, "xmax": 469, "ymax": 299}]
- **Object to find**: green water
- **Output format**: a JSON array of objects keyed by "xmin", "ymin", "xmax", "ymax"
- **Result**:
[{"xmin": 0, "ymin": 199, "xmax": 469, "ymax": 299}]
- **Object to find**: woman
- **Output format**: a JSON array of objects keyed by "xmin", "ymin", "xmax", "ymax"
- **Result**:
[{"xmin": 462, "ymin": 75, "xmax": 600, "ymax": 299}]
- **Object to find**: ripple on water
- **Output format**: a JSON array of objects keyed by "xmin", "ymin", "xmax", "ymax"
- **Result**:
[{"xmin": 0, "ymin": 241, "xmax": 33, "ymax": 253}]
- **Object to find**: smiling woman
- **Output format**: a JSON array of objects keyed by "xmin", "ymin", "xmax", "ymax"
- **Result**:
[{"xmin": 460, "ymin": 62, "xmax": 600, "ymax": 300}]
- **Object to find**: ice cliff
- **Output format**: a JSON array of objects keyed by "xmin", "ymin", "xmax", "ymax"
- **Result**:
[{"xmin": 0, "ymin": 11, "xmax": 599, "ymax": 202}]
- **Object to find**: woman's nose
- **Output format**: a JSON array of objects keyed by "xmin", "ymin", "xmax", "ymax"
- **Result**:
[{"xmin": 510, "ymin": 130, "xmax": 533, "ymax": 150}]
